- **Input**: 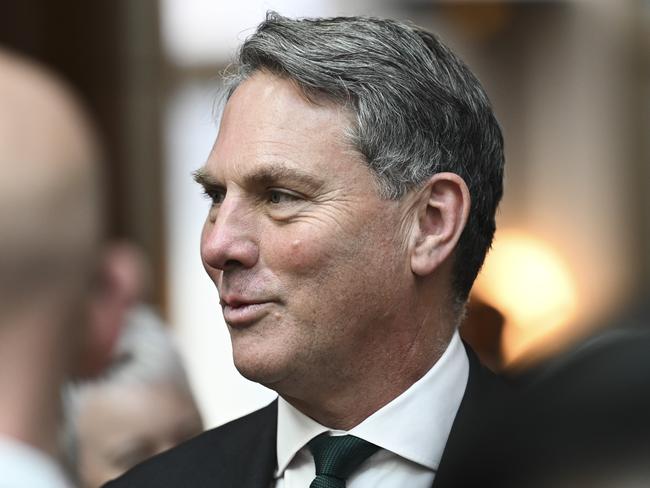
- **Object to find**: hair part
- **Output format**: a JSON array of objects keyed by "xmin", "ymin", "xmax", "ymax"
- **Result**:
[{"xmin": 225, "ymin": 12, "xmax": 505, "ymax": 306}]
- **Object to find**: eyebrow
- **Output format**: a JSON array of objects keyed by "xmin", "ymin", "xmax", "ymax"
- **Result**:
[
  {"xmin": 193, "ymin": 164, "xmax": 325, "ymax": 192},
  {"xmin": 193, "ymin": 167, "xmax": 219, "ymax": 189}
]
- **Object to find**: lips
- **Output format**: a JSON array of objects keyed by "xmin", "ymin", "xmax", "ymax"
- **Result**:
[
  {"xmin": 220, "ymin": 295, "xmax": 274, "ymax": 326},
  {"xmin": 221, "ymin": 296, "xmax": 260, "ymax": 307}
]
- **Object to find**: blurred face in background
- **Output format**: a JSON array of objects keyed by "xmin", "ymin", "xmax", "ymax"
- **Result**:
[{"xmin": 74, "ymin": 382, "xmax": 203, "ymax": 487}]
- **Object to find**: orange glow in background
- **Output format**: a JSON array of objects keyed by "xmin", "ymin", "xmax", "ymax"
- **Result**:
[{"xmin": 474, "ymin": 230, "xmax": 580, "ymax": 366}]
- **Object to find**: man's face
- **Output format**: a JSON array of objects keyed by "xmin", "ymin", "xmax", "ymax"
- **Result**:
[{"xmin": 199, "ymin": 72, "xmax": 413, "ymax": 395}]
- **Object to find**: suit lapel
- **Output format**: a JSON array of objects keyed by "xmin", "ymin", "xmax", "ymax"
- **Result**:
[
  {"xmin": 432, "ymin": 345, "xmax": 512, "ymax": 488},
  {"xmin": 231, "ymin": 400, "xmax": 278, "ymax": 488}
]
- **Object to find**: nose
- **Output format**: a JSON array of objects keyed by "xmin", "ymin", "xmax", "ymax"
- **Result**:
[{"xmin": 201, "ymin": 194, "xmax": 259, "ymax": 272}]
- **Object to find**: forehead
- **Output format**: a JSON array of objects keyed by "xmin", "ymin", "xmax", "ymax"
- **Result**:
[{"xmin": 205, "ymin": 72, "xmax": 365, "ymax": 181}]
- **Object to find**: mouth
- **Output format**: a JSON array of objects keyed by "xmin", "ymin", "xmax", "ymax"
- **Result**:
[{"xmin": 220, "ymin": 297, "xmax": 274, "ymax": 326}]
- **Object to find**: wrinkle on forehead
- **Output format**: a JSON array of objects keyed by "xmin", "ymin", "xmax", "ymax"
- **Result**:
[
  {"xmin": 206, "ymin": 72, "xmax": 369, "ymax": 202},
  {"xmin": 212, "ymin": 71, "xmax": 356, "ymax": 158}
]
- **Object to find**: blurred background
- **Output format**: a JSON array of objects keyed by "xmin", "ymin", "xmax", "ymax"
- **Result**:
[{"xmin": 1, "ymin": 0, "xmax": 648, "ymax": 429}]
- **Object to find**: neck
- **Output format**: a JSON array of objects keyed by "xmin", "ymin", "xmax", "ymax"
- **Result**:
[
  {"xmin": 279, "ymin": 294, "xmax": 457, "ymax": 430},
  {"xmin": 0, "ymin": 309, "xmax": 73, "ymax": 458}
]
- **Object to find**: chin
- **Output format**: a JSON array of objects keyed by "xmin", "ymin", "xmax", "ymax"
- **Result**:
[{"xmin": 232, "ymin": 348, "xmax": 289, "ymax": 387}]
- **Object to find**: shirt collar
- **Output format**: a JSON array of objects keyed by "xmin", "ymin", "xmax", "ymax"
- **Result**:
[
  {"xmin": 276, "ymin": 331, "xmax": 469, "ymax": 475},
  {"xmin": 276, "ymin": 396, "xmax": 330, "ymax": 476}
]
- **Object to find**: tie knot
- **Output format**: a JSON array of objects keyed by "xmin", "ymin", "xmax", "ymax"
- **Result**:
[{"xmin": 308, "ymin": 434, "xmax": 379, "ymax": 481}]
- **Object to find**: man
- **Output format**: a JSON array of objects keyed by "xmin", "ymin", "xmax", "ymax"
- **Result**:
[
  {"xmin": 0, "ymin": 50, "xmax": 131, "ymax": 486},
  {"xmin": 107, "ymin": 12, "xmax": 506, "ymax": 488}
]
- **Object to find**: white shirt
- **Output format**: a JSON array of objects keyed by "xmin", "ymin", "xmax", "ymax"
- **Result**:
[
  {"xmin": 0, "ymin": 436, "xmax": 71, "ymax": 488},
  {"xmin": 274, "ymin": 331, "xmax": 469, "ymax": 487}
]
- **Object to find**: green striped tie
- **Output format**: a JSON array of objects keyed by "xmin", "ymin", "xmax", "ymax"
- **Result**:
[{"xmin": 308, "ymin": 434, "xmax": 380, "ymax": 488}]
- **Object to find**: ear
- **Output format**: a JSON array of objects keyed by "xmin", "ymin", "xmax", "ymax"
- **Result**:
[
  {"xmin": 74, "ymin": 243, "xmax": 144, "ymax": 377},
  {"xmin": 410, "ymin": 172, "xmax": 470, "ymax": 277}
]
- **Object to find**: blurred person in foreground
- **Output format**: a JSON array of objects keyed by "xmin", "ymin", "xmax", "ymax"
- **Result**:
[
  {"xmin": 0, "ymin": 50, "xmax": 132, "ymax": 486},
  {"xmin": 442, "ymin": 308, "xmax": 650, "ymax": 487},
  {"xmin": 107, "ymin": 13, "xmax": 508, "ymax": 488},
  {"xmin": 63, "ymin": 305, "xmax": 203, "ymax": 488}
]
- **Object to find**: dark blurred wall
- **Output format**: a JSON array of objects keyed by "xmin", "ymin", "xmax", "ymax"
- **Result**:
[{"xmin": 0, "ymin": 1, "xmax": 166, "ymax": 309}]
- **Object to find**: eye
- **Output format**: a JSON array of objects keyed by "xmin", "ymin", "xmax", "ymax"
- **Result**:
[
  {"xmin": 203, "ymin": 187, "xmax": 226, "ymax": 206},
  {"xmin": 267, "ymin": 189, "xmax": 300, "ymax": 204}
]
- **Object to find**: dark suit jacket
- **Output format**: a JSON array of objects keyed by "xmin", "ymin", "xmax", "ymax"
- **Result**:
[{"xmin": 104, "ymin": 347, "xmax": 509, "ymax": 488}]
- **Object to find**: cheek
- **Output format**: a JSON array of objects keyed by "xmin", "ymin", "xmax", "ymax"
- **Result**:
[
  {"xmin": 275, "ymin": 237, "xmax": 339, "ymax": 275},
  {"xmin": 262, "ymin": 209, "xmax": 401, "ymax": 285}
]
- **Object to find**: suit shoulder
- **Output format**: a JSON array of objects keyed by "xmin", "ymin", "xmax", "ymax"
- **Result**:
[
  {"xmin": 434, "ymin": 346, "xmax": 514, "ymax": 487},
  {"xmin": 464, "ymin": 343, "xmax": 513, "ymax": 403},
  {"xmin": 103, "ymin": 400, "xmax": 278, "ymax": 488}
]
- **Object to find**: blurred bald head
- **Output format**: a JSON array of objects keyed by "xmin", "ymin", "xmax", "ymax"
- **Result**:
[
  {"xmin": 0, "ymin": 49, "xmax": 103, "ymax": 315},
  {"xmin": 0, "ymin": 50, "xmax": 134, "ymax": 462}
]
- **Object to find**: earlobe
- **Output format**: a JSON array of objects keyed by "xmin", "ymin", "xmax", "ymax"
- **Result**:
[{"xmin": 410, "ymin": 173, "xmax": 470, "ymax": 277}]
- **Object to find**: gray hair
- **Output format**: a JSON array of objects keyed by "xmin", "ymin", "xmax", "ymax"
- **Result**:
[
  {"xmin": 61, "ymin": 305, "xmax": 195, "ymax": 475},
  {"xmin": 226, "ymin": 12, "xmax": 504, "ymax": 304}
]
